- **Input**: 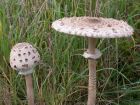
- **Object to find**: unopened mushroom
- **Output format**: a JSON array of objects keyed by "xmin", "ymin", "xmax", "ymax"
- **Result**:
[
  {"xmin": 10, "ymin": 42, "xmax": 40, "ymax": 105},
  {"xmin": 52, "ymin": 16, "xmax": 134, "ymax": 105}
]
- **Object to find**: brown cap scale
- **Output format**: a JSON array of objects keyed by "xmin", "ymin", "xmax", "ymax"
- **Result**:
[
  {"xmin": 52, "ymin": 16, "xmax": 134, "ymax": 105},
  {"xmin": 10, "ymin": 42, "xmax": 40, "ymax": 75}
]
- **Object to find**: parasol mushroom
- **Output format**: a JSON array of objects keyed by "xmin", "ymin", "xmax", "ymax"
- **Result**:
[
  {"xmin": 52, "ymin": 16, "xmax": 134, "ymax": 105},
  {"xmin": 10, "ymin": 42, "xmax": 40, "ymax": 105}
]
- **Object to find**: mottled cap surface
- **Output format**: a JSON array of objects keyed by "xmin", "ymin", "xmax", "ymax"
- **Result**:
[
  {"xmin": 10, "ymin": 42, "xmax": 40, "ymax": 75},
  {"xmin": 52, "ymin": 17, "xmax": 134, "ymax": 38}
]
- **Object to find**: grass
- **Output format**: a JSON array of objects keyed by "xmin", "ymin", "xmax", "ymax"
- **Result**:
[{"xmin": 0, "ymin": 0, "xmax": 140, "ymax": 105}]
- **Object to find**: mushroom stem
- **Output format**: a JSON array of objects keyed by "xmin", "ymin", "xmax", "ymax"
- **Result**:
[
  {"xmin": 87, "ymin": 38, "xmax": 96, "ymax": 105},
  {"xmin": 25, "ymin": 74, "xmax": 35, "ymax": 105}
]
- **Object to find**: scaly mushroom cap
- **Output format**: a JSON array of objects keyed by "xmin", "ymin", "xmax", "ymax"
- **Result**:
[
  {"xmin": 52, "ymin": 17, "xmax": 134, "ymax": 38},
  {"xmin": 10, "ymin": 42, "xmax": 40, "ymax": 75}
]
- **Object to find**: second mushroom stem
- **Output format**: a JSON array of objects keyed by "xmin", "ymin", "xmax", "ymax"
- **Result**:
[
  {"xmin": 87, "ymin": 38, "xmax": 97, "ymax": 105},
  {"xmin": 25, "ymin": 74, "xmax": 35, "ymax": 105}
]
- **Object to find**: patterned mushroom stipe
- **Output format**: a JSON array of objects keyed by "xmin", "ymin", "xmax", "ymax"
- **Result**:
[
  {"xmin": 10, "ymin": 42, "xmax": 40, "ymax": 75},
  {"xmin": 52, "ymin": 17, "xmax": 134, "ymax": 38}
]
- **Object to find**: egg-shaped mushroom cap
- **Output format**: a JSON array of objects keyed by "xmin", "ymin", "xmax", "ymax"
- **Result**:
[
  {"xmin": 52, "ymin": 16, "xmax": 134, "ymax": 38},
  {"xmin": 10, "ymin": 42, "xmax": 40, "ymax": 75}
]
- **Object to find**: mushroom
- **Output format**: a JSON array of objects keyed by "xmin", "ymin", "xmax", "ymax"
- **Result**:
[
  {"xmin": 10, "ymin": 42, "xmax": 40, "ymax": 105},
  {"xmin": 52, "ymin": 16, "xmax": 134, "ymax": 105}
]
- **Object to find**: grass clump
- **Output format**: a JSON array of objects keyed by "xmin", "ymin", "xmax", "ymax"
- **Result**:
[{"xmin": 0, "ymin": 0, "xmax": 140, "ymax": 105}]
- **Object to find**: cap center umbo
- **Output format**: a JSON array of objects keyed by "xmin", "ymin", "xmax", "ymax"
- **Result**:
[{"xmin": 85, "ymin": 18, "xmax": 101, "ymax": 24}]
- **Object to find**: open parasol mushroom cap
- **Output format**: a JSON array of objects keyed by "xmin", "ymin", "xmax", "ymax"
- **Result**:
[
  {"xmin": 10, "ymin": 42, "xmax": 40, "ymax": 75},
  {"xmin": 52, "ymin": 16, "xmax": 134, "ymax": 38}
]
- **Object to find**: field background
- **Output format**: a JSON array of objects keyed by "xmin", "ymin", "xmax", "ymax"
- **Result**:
[{"xmin": 0, "ymin": 0, "xmax": 140, "ymax": 105}]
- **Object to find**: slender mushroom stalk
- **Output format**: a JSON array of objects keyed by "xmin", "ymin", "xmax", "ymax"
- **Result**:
[
  {"xmin": 10, "ymin": 42, "xmax": 40, "ymax": 105},
  {"xmin": 52, "ymin": 17, "xmax": 134, "ymax": 105},
  {"xmin": 87, "ymin": 38, "xmax": 96, "ymax": 105},
  {"xmin": 25, "ymin": 74, "xmax": 34, "ymax": 105}
]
